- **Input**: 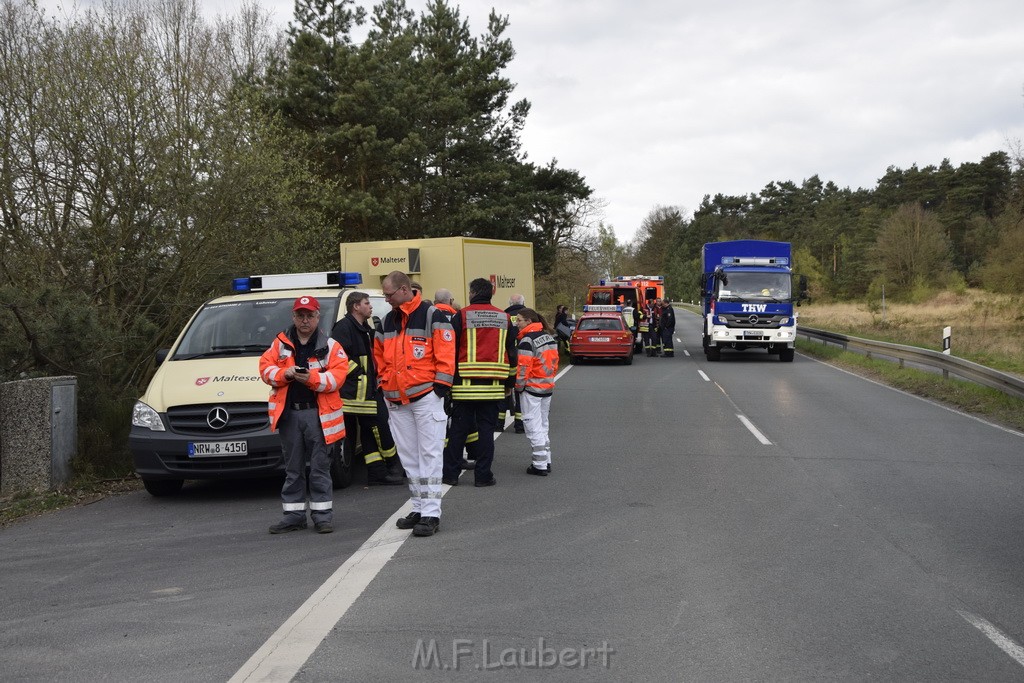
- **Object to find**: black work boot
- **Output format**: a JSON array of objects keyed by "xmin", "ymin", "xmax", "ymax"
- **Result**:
[
  {"xmin": 366, "ymin": 460, "xmax": 404, "ymax": 486},
  {"xmin": 412, "ymin": 516, "xmax": 440, "ymax": 537},
  {"xmin": 384, "ymin": 456, "xmax": 407, "ymax": 480}
]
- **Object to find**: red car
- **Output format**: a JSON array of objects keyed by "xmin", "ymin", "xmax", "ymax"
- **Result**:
[{"xmin": 569, "ymin": 306, "xmax": 634, "ymax": 365}]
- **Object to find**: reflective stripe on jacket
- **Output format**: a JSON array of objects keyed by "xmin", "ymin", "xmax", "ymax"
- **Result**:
[
  {"xmin": 373, "ymin": 292, "xmax": 456, "ymax": 404},
  {"xmin": 331, "ymin": 314, "xmax": 378, "ymax": 415},
  {"xmin": 259, "ymin": 329, "xmax": 348, "ymax": 444},
  {"xmin": 515, "ymin": 322, "xmax": 559, "ymax": 397}
]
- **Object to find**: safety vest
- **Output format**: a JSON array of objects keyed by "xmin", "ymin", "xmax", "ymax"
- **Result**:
[
  {"xmin": 259, "ymin": 329, "xmax": 348, "ymax": 444},
  {"xmin": 374, "ymin": 292, "xmax": 456, "ymax": 404},
  {"xmin": 451, "ymin": 302, "xmax": 515, "ymax": 401},
  {"xmin": 515, "ymin": 322, "xmax": 559, "ymax": 397}
]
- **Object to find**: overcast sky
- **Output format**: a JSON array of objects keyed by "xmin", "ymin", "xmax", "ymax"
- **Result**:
[{"xmin": 46, "ymin": 0, "xmax": 1024, "ymax": 242}]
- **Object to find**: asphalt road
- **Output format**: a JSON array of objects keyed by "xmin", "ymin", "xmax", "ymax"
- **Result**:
[{"xmin": 3, "ymin": 309, "xmax": 1024, "ymax": 681}]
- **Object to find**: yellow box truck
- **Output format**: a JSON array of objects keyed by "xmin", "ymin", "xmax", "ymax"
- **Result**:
[{"xmin": 340, "ymin": 237, "xmax": 535, "ymax": 308}]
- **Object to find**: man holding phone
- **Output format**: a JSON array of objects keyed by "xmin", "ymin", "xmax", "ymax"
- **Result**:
[{"xmin": 260, "ymin": 295, "xmax": 349, "ymax": 534}]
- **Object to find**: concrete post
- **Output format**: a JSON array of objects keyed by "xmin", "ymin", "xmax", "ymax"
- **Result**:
[{"xmin": 0, "ymin": 376, "xmax": 78, "ymax": 494}]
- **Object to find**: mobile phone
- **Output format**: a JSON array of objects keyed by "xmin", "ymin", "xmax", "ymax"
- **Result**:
[{"xmin": 293, "ymin": 365, "xmax": 307, "ymax": 373}]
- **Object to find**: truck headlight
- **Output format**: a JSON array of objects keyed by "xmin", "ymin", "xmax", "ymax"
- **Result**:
[
  {"xmin": 132, "ymin": 401, "xmax": 166, "ymax": 432},
  {"xmin": 780, "ymin": 317, "xmax": 790, "ymax": 325}
]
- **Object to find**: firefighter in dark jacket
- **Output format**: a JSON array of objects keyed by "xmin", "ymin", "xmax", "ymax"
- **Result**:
[
  {"xmin": 442, "ymin": 278, "xmax": 518, "ymax": 487},
  {"xmin": 498, "ymin": 293, "xmax": 527, "ymax": 433},
  {"xmin": 658, "ymin": 297, "xmax": 676, "ymax": 357},
  {"xmin": 331, "ymin": 291, "xmax": 404, "ymax": 485}
]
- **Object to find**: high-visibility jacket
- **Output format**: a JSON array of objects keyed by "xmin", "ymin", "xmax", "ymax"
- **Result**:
[
  {"xmin": 515, "ymin": 322, "xmax": 559, "ymax": 397},
  {"xmin": 259, "ymin": 328, "xmax": 348, "ymax": 444},
  {"xmin": 435, "ymin": 302, "xmax": 457, "ymax": 323},
  {"xmin": 331, "ymin": 313, "xmax": 379, "ymax": 415},
  {"xmin": 374, "ymin": 292, "xmax": 456, "ymax": 404},
  {"xmin": 451, "ymin": 300, "xmax": 517, "ymax": 401}
]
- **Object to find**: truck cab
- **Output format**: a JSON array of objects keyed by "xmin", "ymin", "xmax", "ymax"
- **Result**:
[
  {"xmin": 129, "ymin": 271, "xmax": 384, "ymax": 496},
  {"xmin": 700, "ymin": 241, "xmax": 807, "ymax": 362}
]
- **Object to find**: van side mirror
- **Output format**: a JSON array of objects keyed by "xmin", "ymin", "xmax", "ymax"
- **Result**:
[
  {"xmin": 797, "ymin": 275, "xmax": 809, "ymax": 305},
  {"xmin": 156, "ymin": 348, "xmax": 170, "ymax": 366}
]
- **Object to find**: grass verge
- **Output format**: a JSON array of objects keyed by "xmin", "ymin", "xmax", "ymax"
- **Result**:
[
  {"xmin": 0, "ymin": 475, "xmax": 141, "ymax": 528},
  {"xmin": 797, "ymin": 340, "xmax": 1024, "ymax": 433}
]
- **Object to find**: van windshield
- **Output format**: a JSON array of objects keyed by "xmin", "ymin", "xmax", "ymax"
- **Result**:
[{"xmin": 172, "ymin": 297, "xmax": 340, "ymax": 360}]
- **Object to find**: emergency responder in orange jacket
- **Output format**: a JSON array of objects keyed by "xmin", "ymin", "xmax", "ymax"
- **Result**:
[
  {"xmin": 514, "ymin": 308, "xmax": 559, "ymax": 476},
  {"xmin": 441, "ymin": 278, "xmax": 517, "ymax": 487},
  {"xmin": 260, "ymin": 295, "xmax": 348, "ymax": 534},
  {"xmin": 498, "ymin": 293, "xmax": 527, "ymax": 433},
  {"xmin": 374, "ymin": 272, "xmax": 456, "ymax": 537}
]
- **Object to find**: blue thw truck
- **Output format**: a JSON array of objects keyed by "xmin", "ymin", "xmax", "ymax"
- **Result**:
[{"xmin": 700, "ymin": 240, "xmax": 808, "ymax": 362}]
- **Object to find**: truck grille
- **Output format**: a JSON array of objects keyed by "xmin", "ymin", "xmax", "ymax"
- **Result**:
[
  {"xmin": 167, "ymin": 402, "xmax": 270, "ymax": 436},
  {"xmin": 719, "ymin": 314, "xmax": 787, "ymax": 329}
]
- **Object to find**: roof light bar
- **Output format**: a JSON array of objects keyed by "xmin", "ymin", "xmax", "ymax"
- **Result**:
[
  {"xmin": 721, "ymin": 257, "xmax": 789, "ymax": 266},
  {"xmin": 231, "ymin": 271, "xmax": 363, "ymax": 293}
]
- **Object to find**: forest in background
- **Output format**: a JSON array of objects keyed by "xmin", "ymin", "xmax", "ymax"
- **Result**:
[{"xmin": 1, "ymin": 0, "xmax": 1022, "ymax": 473}]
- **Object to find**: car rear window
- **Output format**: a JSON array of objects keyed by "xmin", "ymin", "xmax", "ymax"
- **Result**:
[{"xmin": 578, "ymin": 317, "xmax": 623, "ymax": 332}]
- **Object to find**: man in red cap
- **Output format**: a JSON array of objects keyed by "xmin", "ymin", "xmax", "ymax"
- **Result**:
[{"xmin": 259, "ymin": 295, "xmax": 349, "ymax": 534}]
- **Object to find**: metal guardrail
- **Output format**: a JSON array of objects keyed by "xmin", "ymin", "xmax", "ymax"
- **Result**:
[{"xmin": 798, "ymin": 326, "xmax": 1024, "ymax": 401}]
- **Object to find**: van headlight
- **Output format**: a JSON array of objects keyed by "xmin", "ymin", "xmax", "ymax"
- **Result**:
[{"xmin": 132, "ymin": 401, "xmax": 166, "ymax": 431}]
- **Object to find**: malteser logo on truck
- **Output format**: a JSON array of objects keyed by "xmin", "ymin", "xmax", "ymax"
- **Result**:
[
  {"xmin": 490, "ymin": 274, "xmax": 517, "ymax": 289},
  {"xmin": 371, "ymin": 255, "xmax": 406, "ymax": 266}
]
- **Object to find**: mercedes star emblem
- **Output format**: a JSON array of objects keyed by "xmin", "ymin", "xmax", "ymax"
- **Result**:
[
  {"xmin": 748, "ymin": 315, "xmax": 759, "ymax": 325},
  {"xmin": 207, "ymin": 406, "xmax": 229, "ymax": 430}
]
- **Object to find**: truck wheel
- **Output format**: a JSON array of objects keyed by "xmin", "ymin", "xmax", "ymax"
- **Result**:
[
  {"xmin": 330, "ymin": 442, "xmax": 353, "ymax": 489},
  {"xmin": 706, "ymin": 347, "xmax": 721, "ymax": 362},
  {"xmin": 779, "ymin": 348, "xmax": 795, "ymax": 362},
  {"xmin": 143, "ymin": 478, "xmax": 184, "ymax": 497}
]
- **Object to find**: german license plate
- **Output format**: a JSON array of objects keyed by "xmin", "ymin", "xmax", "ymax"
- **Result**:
[
  {"xmin": 188, "ymin": 440, "xmax": 248, "ymax": 457},
  {"xmin": 744, "ymin": 333, "xmax": 762, "ymax": 339},
  {"xmin": 591, "ymin": 337, "xmax": 610, "ymax": 342}
]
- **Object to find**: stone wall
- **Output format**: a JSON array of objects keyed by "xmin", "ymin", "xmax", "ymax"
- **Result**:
[{"xmin": 0, "ymin": 376, "xmax": 78, "ymax": 495}]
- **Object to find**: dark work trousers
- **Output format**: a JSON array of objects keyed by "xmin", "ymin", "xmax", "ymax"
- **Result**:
[
  {"xmin": 443, "ymin": 400, "xmax": 499, "ymax": 483},
  {"xmin": 278, "ymin": 407, "xmax": 333, "ymax": 524},
  {"xmin": 343, "ymin": 411, "xmax": 397, "ymax": 466},
  {"xmin": 660, "ymin": 327, "xmax": 675, "ymax": 356}
]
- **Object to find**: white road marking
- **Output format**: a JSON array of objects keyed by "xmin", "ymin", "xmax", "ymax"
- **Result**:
[
  {"xmin": 697, "ymin": 370, "xmax": 710, "ymax": 382},
  {"xmin": 957, "ymin": 609, "xmax": 1024, "ymax": 668},
  {"xmin": 737, "ymin": 414, "xmax": 772, "ymax": 445},
  {"xmin": 232, "ymin": 363, "xmax": 578, "ymax": 682},
  {"xmin": 683, "ymin": 349, "xmax": 690, "ymax": 357},
  {"xmin": 229, "ymin": 510, "xmax": 414, "ymax": 683}
]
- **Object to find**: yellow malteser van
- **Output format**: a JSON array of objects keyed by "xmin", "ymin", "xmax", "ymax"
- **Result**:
[{"xmin": 129, "ymin": 272, "xmax": 384, "ymax": 496}]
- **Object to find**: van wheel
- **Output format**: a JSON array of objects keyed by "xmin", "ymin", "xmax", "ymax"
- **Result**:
[
  {"xmin": 143, "ymin": 478, "xmax": 183, "ymax": 497},
  {"xmin": 779, "ymin": 348, "xmax": 795, "ymax": 362},
  {"xmin": 330, "ymin": 442, "xmax": 353, "ymax": 489}
]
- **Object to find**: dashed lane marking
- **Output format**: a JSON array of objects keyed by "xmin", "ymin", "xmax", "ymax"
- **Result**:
[
  {"xmin": 737, "ymin": 414, "xmax": 772, "ymax": 445},
  {"xmin": 957, "ymin": 609, "xmax": 1024, "ymax": 669}
]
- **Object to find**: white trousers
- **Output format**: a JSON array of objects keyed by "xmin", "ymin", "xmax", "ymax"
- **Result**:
[
  {"xmin": 387, "ymin": 391, "xmax": 447, "ymax": 517},
  {"xmin": 520, "ymin": 392, "xmax": 552, "ymax": 469}
]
